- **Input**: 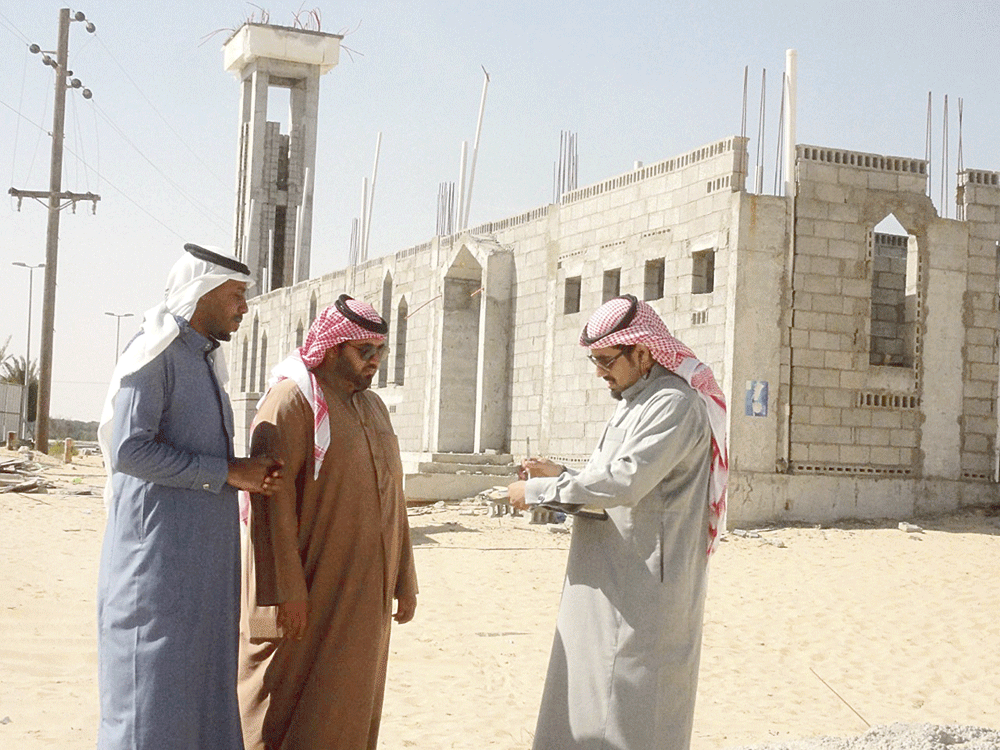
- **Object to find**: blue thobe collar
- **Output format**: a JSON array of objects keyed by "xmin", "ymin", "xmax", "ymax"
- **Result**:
[{"xmin": 173, "ymin": 315, "xmax": 221, "ymax": 355}]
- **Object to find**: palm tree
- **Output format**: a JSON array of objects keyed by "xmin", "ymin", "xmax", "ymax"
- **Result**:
[
  {"xmin": 0, "ymin": 335, "xmax": 11, "ymax": 367},
  {"xmin": 1, "ymin": 355, "xmax": 38, "ymax": 386}
]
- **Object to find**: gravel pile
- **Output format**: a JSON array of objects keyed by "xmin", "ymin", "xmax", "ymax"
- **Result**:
[{"xmin": 726, "ymin": 723, "xmax": 1000, "ymax": 750}]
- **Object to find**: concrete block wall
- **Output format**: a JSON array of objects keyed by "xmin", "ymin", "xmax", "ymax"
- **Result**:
[
  {"xmin": 957, "ymin": 170, "xmax": 1000, "ymax": 481},
  {"xmin": 233, "ymin": 136, "xmax": 747, "ymax": 465},
  {"xmin": 724, "ymin": 193, "xmax": 788, "ymax": 485},
  {"xmin": 230, "ymin": 136, "xmax": 1000, "ymax": 521},
  {"xmin": 787, "ymin": 146, "xmax": 935, "ymax": 477},
  {"xmin": 501, "ymin": 137, "xmax": 747, "ymax": 464}
]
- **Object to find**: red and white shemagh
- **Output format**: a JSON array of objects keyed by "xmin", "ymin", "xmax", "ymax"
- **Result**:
[
  {"xmin": 581, "ymin": 297, "xmax": 729, "ymax": 556},
  {"xmin": 261, "ymin": 299, "xmax": 386, "ymax": 480}
]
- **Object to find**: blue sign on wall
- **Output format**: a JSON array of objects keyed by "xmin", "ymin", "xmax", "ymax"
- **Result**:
[{"xmin": 745, "ymin": 380, "xmax": 768, "ymax": 417}]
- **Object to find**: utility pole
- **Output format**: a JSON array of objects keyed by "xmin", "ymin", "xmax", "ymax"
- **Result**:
[{"xmin": 8, "ymin": 8, "xmax": 99, "ymax": 453}]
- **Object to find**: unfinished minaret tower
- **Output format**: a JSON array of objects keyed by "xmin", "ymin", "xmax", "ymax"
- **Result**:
[{"xmin": 224, "ymin": 23, "xmax": 342, "ymax": 294}]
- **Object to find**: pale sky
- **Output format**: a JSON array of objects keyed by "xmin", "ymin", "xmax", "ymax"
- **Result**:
[{"xmin": 1, "ymin": 0, "xmax": 997, "ymax": 421}]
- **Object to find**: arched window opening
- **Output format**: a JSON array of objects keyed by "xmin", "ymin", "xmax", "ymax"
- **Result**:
[
  {"xmin": 395, "ymin": 298, "xmax": 408, "ymax": 385},
  {"xmin": 379, "ymin": 272, "xmax": 393, "ymax": 388},
  {"xmin": 240, "ymin": 337, "xmax": 249, "ymax": 392},
  {"xmin": 869, "ymin": 213, "xmax": 918, "ymax": 368},
  {"xmin": 258, "ymin": 332, "xmax": 268, "ymax": 392},
  {"xmin": 249, "ymin": 317, "xmax": 259, "ymax": 392}
]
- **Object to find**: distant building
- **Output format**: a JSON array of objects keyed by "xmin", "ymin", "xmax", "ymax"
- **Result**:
[{"xmin": 223, "ymin": 25, "xmax": 1000, "ymax": 523}]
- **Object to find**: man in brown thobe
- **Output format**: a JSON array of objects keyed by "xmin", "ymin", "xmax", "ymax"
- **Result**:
[{"xmin": 239, "ymin": 295, "xmax": 418, "ymax": 750}]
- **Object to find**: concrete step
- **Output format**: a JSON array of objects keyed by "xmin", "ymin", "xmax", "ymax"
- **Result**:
[
  {"xmin": 415, "ymin": 462, "xmax": 517, "ymax": 477},
  {"xmin": 428, "ymin": 452, "xmax": 514, "ymax": 466}
]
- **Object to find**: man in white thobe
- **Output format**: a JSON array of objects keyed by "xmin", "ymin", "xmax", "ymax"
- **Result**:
[{"xmin": 509, "ymin": 294, "xmax": 728, "ymax": 750}]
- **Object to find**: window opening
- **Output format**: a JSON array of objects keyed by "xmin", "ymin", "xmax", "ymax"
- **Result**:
[
  {"xmin": 395, "ymin": 298, "xmax": 408, "ymax": 385},
  {"xmin": 258, "ymin": 332, "xmax": 268, "ymax": 392},
  {"xmin": 602, "ymin": 268, "xmax": 621, "ymax": 302},
  {"xmin": 692, "ymin": 250, "xmax": 715, "ymax": 294},
  {"xmin": 564, "ymin": 276, "xmax": 582, "ymax": 314},
  {"xmin": 869, "ymin": 214, "xmax": 917, "ymax": 368},
  {"xmin": 644, "ymin": 258, "xmax": 665, "ymax": 300}
]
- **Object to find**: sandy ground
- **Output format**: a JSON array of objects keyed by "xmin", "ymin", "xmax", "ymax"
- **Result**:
[{"xmin": 2, "ymin": 449, "xmax": 1000, "ymax": 749}]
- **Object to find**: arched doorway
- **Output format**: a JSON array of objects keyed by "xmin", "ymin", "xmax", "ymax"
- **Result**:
[{"xmin": 437, "ymin": 246, "xmax": 482, "ymax": 452}]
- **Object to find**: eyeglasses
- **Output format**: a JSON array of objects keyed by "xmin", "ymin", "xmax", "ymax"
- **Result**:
[
  {"xmin": 346, "ymin": 342, "xmax": 389, "ymax": 361},
  {"xmin": 587, "ymin": 350, "xmax": 626, "ymax": 371}
]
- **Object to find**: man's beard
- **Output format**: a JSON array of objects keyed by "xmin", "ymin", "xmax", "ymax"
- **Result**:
[
  {"xmin": 604, "ymin": 376, "xmax": 623, "ymax": 401},
  {"xmin": 343, "ymin": 362, "xmax": 375, "ymax": 392}
]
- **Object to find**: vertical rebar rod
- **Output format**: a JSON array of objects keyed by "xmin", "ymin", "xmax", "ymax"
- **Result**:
[
  {"xmin": 462, "ymin": 67, "xmax": 490, "ymax": 230},
  {"xmin": 941, "ymin": 94, "xmax": 949, "ymax": 218},
  {"xmin": 364, "ymin": 132, "xmax": 382, "ymax": 259},
  {"xmin": 756, "ymin": 69, "xmax": 766, "ymax": 194},
  {"xmin": 925, "ymin": 92, "xmax": 933, "ymax": 199}
]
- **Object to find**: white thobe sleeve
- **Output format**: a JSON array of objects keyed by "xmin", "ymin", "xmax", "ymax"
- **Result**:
[{"xmin": 524, "ymin": 388, "xmax": 706, "ymax": 509}]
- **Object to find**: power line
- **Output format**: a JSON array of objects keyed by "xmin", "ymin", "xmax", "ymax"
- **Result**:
[
  {"xmin": 69, "ymin": 89, "xmax": 88, "ymax": 191},
  {"xmin": 1, "ymin": 93, "xmax": 51, "ymax": 192},
  {"xmin": 93, "ymin": 32, "xmax": 230, "ymax": 190},
  {"xmin": 72, "ymin": 153, "xmax": 185, "ymax": 241},
  {"xmin": 58, "ymin": 136, "xmax": 185, "ymax": 240},
  {"xmin": 0, "ymin": 96, "xmax": 48, "ymax": 134},
  {"xmin": 3, "ymin": 94, "xmax": 187, "ymax": 241},
  {"xmin": 89, "ymin": 100, "xmax": 231, "ymax": 234},
  {"xmin": 9, "ymin": 45, "xmax": 30, "ymax": 188},
  {"xmin": 5, "ymin": 101, "xmax": 203, "ymax": 246},
  {"xmin": 0, "ymin": 9, "xmax": 33, "ymax": 46},
  {"xmin": 4, "ymin": 36, "xmax": 229, "ymax": 234}
]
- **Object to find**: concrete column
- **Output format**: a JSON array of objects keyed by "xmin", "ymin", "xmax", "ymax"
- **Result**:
[
  {"xmin": 474, "ymin": 249, "xmax": 513, "ymax": 452},
  {"xmin": 243, "ymin": 66, "xmax": 270, "ymax": 289},
  {"xmin": 783, "ymin": 49, "xmax": 797, "ymax": 200},
  {"xmin": 233, "ymin": 75, "xmax": 254, "ymax": 257},
  {"xmin": 921, "ymin": 221, "xmax": 969, "ymax": 479},
  {"xmin": 290, "ymin": 74, "xmax": 320, "ymax": 283},
  {"xmin": 726, "ymin": 194, "xmax": 788, "ymax": 475},
  {"xmin": 436, "ymin": 247, "xmax": 482, "ymax": 453},
  {"xmin": 421, "ymin": 237, "xmax": 444, "ymax": 453}
]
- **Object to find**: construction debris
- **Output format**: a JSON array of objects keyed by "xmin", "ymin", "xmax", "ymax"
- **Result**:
[{"xmin": 0, "ymin": 455, "xmax": 53, "ymax": 494}]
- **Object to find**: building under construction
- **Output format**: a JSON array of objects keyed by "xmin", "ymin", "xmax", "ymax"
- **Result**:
[{"xmin": 224, "ymin": 24, "xmax": 1000, "ymax": 524}]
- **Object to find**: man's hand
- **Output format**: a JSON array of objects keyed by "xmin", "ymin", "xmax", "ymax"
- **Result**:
[
  {"xmin": 507, "ymin": 480, "xmax": 528, "ymax": 511},
  {"xmin": 520, "ymin": 457, "xmax": 564, "ymax": 479},
  {"xmin": 277, "ymin": 599, "xmax": 308, "ymax": 640},
  {"xmin": 393, "ymin": 593, "xmax": 417, "ymax": 624},
  {"xmin": 227, "ymin": 456, "xmax": 283, "ymax": 495}
]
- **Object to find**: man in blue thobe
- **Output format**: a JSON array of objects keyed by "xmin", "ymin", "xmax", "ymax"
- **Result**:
[{"xmin": 96, "ymin": 244, "xmax": 282, "ymax": 750}]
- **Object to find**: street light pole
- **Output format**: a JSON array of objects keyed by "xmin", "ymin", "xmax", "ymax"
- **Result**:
[
  {"xmin": 12, "ymin": 262, "xmax": 45, "ymax": 444},
  {"xmin": 105, "ymin": 312, "xmax": 134, "ymax": 365},
  {"xmin": 104, "ymin": 312, "xmax": 134, "ymax": 365}
]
